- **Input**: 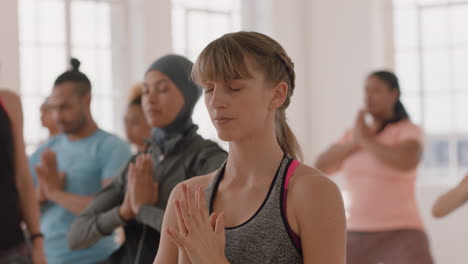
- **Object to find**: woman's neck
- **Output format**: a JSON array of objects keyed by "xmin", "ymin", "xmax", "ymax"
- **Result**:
[
  {"xmin": 372, "ymin": 109, "xmax": 395, "ymax": 129},
  {"xmin": 224, "ymin": 126, "xmax": 285, "ymax": 187}
]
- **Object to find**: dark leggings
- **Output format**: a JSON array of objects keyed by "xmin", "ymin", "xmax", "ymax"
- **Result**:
[{"xmin": 347, "ymin": 229, "xmax": 434, "ymax": 264}]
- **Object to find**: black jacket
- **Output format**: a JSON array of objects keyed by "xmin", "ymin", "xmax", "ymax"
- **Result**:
[{"xmin": 68, "ymin": 126, "xmax": 227, "ymax": 263}]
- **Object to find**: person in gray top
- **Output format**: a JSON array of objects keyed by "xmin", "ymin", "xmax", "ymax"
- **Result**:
[
  {"xmin": 67, "ymin": 54, "xmax": 227, "ymax": 263},
  {"xmin": 154, "ymin": 32, "xmax": 346, "ymax": 264}
]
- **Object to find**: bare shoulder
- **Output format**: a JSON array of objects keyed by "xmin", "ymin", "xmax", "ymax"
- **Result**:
[
  {"xmin": 170, "ymin": 171, "xmax": 219, "ymax": 199},
  {"xmin": 0, "ymin": 89, "xmax": 20, "ymax": 99},
  {"xmin": 0, "ymin": 90, "xmax": 23, "ymax": 127},
  {"xmin": 0, "ymin": 90, "xmax": 21, "ymax": 109},
  {"xmin": 289, "ymin": 164, "xmax": 343, "ymax": 202}
]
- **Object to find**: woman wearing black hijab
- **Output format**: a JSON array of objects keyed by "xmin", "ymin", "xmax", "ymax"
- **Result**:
[{"xmin": 68, "ymin": 54, "xmax": 227, "ymax": 263}]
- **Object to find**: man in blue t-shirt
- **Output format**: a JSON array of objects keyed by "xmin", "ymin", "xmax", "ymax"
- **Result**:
[{"xmin": 29, "ymin": 59, "xmax": 132, "ymax": 264}]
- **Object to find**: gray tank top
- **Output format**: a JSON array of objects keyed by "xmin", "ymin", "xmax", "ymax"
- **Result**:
[{"xmin": 206, "ymin": 155, "xmax": 303, "ymax": 264}]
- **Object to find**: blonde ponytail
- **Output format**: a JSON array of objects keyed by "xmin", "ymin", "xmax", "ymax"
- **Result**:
[{"xmin": 276, "ymin": 110, "xmax": 303, "ymax": 162}]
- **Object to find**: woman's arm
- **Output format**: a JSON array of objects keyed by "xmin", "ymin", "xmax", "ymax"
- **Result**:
[
  {"xmin": 290, "ymin": 170, "xmax": 346, "ymax": 264},
  {"xmin": 153, "ymin": 183, "xmax": 187, "ymax": 264},
  {"xmin": 154, "ymin": 175, "xmax": 215, "ymax": 264},
  {"xmin": 315, "ymin": 142, "xmax": 357, "ymax": 175},
  {"xmin": 432, "ymin": 174, "xmax": 468, "ymax": 218},
  {"xmin": 354, "ymin": 110, "xmax": 422, "ymax": 171},
  {"xmin": 3, "ymin": 91, "xmax": 46, "ymax": 264},
  {"xmin": 361, "ymin": 138, "xmax": 422, "ymax": 171},
  {"xmin": 68, "ymin": 173, "xmax": 127, "ymax": 249}
]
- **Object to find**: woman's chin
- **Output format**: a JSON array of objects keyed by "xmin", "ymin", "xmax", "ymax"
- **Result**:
[
  {"xmin": 149, "ymin": 120, "xmax": 171, "ymax": 129},
  {"xmin": 217, "ymin": 130, "xmax": 236, "ymax": 142}
]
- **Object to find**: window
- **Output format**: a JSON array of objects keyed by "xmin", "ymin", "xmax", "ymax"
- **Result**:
[
  {"xmin": 18, "ymin": 0, "xmax": 127, "ymax": 153},
  {"xmin": 394, "ymin": 0, "xmax": 468, "ymax": 179},
  {"xmin": 171, "ymin": 0, "xmax": 241, "ymax": 150}
]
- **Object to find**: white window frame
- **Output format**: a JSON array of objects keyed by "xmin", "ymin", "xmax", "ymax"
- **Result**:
[
  {"xmin": 18, "ymin": 0, "xmax": 129, "ymax": 152},
  {"xmin": 395, "ymin": 0, "xmax": 468, "ymax": 181},
  {"xmin": 171, "ymin": 0, "xmax": 241, "ymax": 150},
  {"xmin": 183, "ymin": 7, "xmax": 234, "ymax": 58}
]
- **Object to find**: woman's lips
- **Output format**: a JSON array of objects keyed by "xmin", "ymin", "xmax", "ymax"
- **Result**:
[
  {"xmin": 214, "ymin": 117, "xmax": 234, "ymax": 125},
  {"xmin": 147, "ymin": 109, "xmax": 162, "ymax": 115}
]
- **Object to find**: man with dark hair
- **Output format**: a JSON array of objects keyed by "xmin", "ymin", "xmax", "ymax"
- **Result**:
[
  {"xmin": 29, "ymin": 58, "xmax": 132, "ymax": 264},
  {"xmin": 54, "ymin": 58, "xmax": 92, "ymax": 96}
]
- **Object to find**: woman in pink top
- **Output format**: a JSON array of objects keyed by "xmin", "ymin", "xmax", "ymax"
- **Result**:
[{"xmin": 315, "ymin": 71, "xmax": 433, "ymax": 264}]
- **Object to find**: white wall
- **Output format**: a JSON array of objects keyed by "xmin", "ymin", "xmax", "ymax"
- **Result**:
[{"xmin": 0, "ymin": 0, "xmax": 20, "ymax": 92}]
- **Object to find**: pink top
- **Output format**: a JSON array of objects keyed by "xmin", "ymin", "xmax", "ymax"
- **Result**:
[
  {"xmin": 338, "ymin": 120, "xmax": 425, "ymax": 231},
  {"xmin": 283, "ymin": 159, "xmax": 302, "ymax": 250}
]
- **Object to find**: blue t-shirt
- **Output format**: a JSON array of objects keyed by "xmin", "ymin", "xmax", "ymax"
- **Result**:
[{"xmin": 29, "ymin": 129, "xmax": 132, "ymax": 264}]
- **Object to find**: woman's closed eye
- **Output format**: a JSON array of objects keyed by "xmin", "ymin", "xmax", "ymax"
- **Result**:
[
  {"xmin": 157, "ymin": 85, "xmax": 170, "ymax": 93},
  {"xmin": 229, "ymin": 86, "xmax": 241, "ymax": 92}
]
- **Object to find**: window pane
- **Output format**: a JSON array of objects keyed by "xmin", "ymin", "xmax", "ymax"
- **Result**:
[
  {"xmin": 96, "ymin": 49, "xmax": 113, "ymax": 95},
  {"xmin": 450, "ymin": 5, "xmax": 468, "ymax": 45},
  {"xmin": 39, "ymin": 46, "xmax": 66, "ymax": 94},
  {"xmin": 206, "ymin": 0, "xmax": 235, "ymax": 11},
  {"xmin": 457, "ymin": 139, "xmax": 468, "ymax": 168},
  {"xmin": 395, "ymin": 0, "xmax": 468, "ymax": 173},
  {"xmin": 19, "ymin": 0, "xmax": 120, "ymax": 147},
  {"xmin": 396, "ymin": 51, "xmax": 420, "ymax": 92},
  {"xmin": 38, "ymin": 0, "xmax": 65, "ymax": 44},
  {"xmin": 417, "ymin": 0, "xmax": 449, "ymax": 5},
  {"xmin": 71, "ymin": 1, "xmax": 97, "ymax": 47},
  {"xmin": 192, "ymin": 98, "xmax": 212, "ymax": 136},
  {"xmin": 453, "ymin": 48, "xmax": 468, "ymax": 92},
  {"xmin": 71, "ymin": 47, "xmax": 97, "ymax": 88},
  {"xmin": 401, "ymin": 94, "xmax": 422, "ymax": 125},
  {"xmin": 18, "ymin": 0, "xmax": 37, "ymax": 43},
  {"xmin": 91, "ymin": 97, "xmax": 103, "ymax": 126},
  {"xmin": 96, "ymin": 3, "xmax": 111, "ymax": 47},
  {"xmin": 23, "ymin": 96, "xmax": 46, "ymax": 145},
  {"xmin": 394, "ymin": 0, "xmax": 415, "ymax": 7},
  {"xmin": 423, "ymin": 93, "xmax": 452, "ymax": 133},
  {"xmin": 172, "ymin": 8, "xmax": 186, "ymax": 53},
  {"xmin": 422, "ymin": 50, "xmax": 451, "ymax": 92},
  {"xmin": 394, "ymin": 8, "xmax": 419, "ymax": 50},
  {"xmin": 232, "ymin": 12, "xmax": 241, "ymax": 29},
  {"xmin": 181, "ymin": 0, "xmax": 209, "ymax": 9},
  {"xmin": 92, "ymin": 97, "xmax": 114, "ymax": 131},
  {"xmin": 20, "ymin": 45, "xmax": 39, "ymax": 94},
  {"xmin": 454, "ymin": 94, "xmax": 468, "ymax": 133},
  {"xmin": 187, "ymin": 11, "xmax": 231, "ymax": 60},
  {"xmin": 421, "ymin": 8, "xmax": 449, "ymax": 48},
  {"xmin": 423, "ymin": 138, "xmax": 450, "ymax": 168}
]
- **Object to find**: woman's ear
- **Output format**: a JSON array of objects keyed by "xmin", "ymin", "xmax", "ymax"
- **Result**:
[{"xmin": 269, "ymin": 81, "xmax": 288, "ymax": 110}]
